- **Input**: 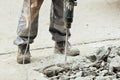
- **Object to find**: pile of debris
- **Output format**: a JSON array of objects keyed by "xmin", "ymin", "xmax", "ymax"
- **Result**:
[{"xmin": 42, "ymin": 46, "xmax": 120, "ymax": 80}]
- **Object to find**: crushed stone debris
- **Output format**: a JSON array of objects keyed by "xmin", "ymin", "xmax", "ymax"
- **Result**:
[{"xmin": 37, "ymin": 46, "xmax": 120, "ymax": 80}]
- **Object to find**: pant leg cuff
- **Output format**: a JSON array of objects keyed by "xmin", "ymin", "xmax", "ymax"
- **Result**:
[{"xmin": 14, "ymin": 36, "xmax": 33, "ymax": 46}]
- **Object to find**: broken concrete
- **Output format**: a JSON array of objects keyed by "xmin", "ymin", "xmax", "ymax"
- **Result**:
[{"xmin": 41, "ymin": 46, "xmax": 120, "ymax": 80}]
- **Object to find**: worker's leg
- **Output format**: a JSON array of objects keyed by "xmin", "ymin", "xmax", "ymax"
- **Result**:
[
  {"xmin": 49, "ymin": 0, "xmax": 71, "ymax": 42},
  {"xmin": 14, "ymin": 0, "xmax": 44, "ymax": 46},
  {"xmin": 49, "ymin": 0, "xmax": 80, "ymax": 56},
  {"xmin": 14, "ymin": 0, "xmax": 44, "ymax": 64}
]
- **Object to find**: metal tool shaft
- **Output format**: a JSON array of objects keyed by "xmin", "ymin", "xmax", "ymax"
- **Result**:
[
  {"xmin": 23, "ymin": 0, "xmax": 31, "ymax": 64},
  {"xmin": 64, "ymin": 28, "xmax": 69, "ymax": 63},
  {"xmin": 64, "ymin": 0, "xmax": 77, "ymax": 63}
]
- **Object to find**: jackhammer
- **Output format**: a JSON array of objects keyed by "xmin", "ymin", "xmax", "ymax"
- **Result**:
[{"xmin": 64, "ymin": 0, "xmax": 77, "ymax": 62}]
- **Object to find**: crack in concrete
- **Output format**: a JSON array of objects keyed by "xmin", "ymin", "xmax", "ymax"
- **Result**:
[
  {"xmin": 73, "ymin": 38, "xmax": 120, "ymax": 46},
  {"xmin": 0, "ymin": 38, "xmax": 120, "ymax": 56}
]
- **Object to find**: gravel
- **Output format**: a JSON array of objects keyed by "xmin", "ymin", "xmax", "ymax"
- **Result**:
[{"xmin": 41, "ymin": 46, "xmax": 120, "ymax": 80}]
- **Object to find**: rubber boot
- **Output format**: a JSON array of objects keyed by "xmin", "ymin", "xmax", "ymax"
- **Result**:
[
  {"xmin": 54, "ymin": 41, "xmax": 80, "ymax": 56},
  {"xmin": 17, "ymin": 44, "xmax": 31, "ymax": 64}
]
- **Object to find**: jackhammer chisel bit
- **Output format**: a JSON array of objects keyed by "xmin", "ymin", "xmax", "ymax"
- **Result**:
[{"xmin": 64, "ymin": 0, "xmax": 77, "ymax": 62}]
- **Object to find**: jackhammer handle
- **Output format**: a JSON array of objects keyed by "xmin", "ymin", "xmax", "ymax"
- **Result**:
[{"xmin": 64, "ymin": 0, "xmax": 77, "ymax": 28}]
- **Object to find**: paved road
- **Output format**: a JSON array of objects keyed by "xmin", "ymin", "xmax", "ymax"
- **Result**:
[{"xmin": 0, "ymin": 0, "xmax": 120, "ymax": 80}]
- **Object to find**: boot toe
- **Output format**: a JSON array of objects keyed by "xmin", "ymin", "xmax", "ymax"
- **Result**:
[
  {"xmin": 54, "ymin": 47, "xmax": 80, "ymax": 56},
  {"xmin": 67, "ymin": 48, "xmax": 80, "ymax": 56}
]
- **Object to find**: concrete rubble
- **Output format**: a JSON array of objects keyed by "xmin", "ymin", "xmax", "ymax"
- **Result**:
[{"xmin": 41, "ymin": 46, "xmax": 120, "ymax": 80}]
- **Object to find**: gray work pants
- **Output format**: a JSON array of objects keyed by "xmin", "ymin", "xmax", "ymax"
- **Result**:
[{"xmin": 14, "ymin": 0, "xmax": 70, "ymax": 46}]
